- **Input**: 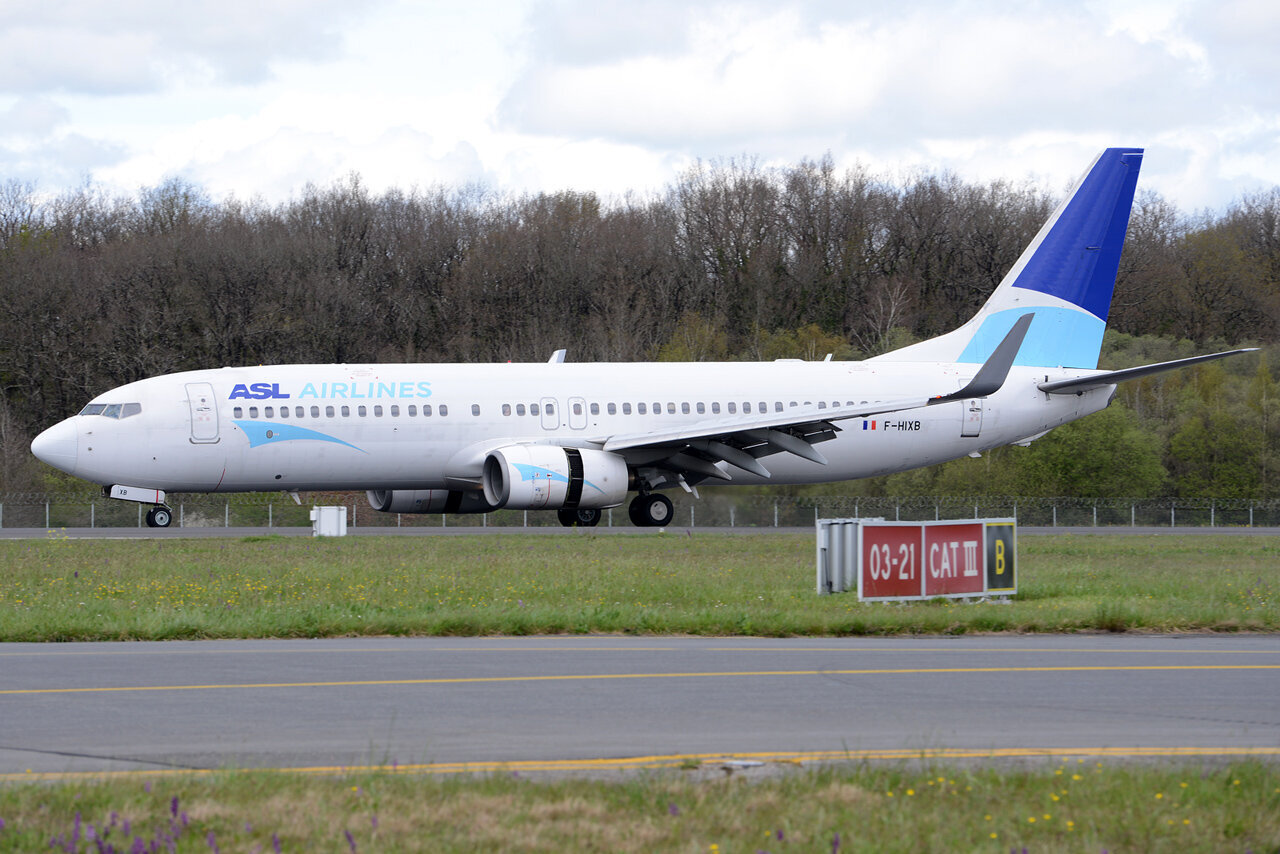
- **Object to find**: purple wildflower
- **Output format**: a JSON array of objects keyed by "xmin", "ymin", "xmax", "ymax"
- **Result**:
[
  {"xmin": 272, "ymin": 833, "xmax": 282, "ymax": 853},
  {"xmin": 776, "ymin": 830, "xmax": 784, "ymax": 841},
  {"xmin": 207, "ymin": 830, "xmax": 220, "ymax": 853},
  {"xmin": 131, "ymin": 838, "xmax": 146, "ymax": 854},
  {"xmin": 370, "ymin": 815, "xmax": 378, "ymax": 831},
  {"xmin": 668, "ymin": 804, "xmax": 679, "ymax": 816},
  {"xmin": 170, "ymin": 797, "xmax": 179, "ymax": 818},
  {"xmin": 144, "ymin": 782, "xmax": 152, "ymax": 793},
  {"xmin": 345, "ymin": 828, "xmax": 357, "ymax": 852},
  {"xmin": 831, "ymin": 831, "xmax": 840, "ymax": 853}
]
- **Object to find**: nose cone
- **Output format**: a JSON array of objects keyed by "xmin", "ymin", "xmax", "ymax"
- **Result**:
[{"xmin": 31, "ymin": 418, "xmax": 79, "ymax": 474}]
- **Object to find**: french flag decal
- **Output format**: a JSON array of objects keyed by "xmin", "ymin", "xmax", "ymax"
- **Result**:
[{"xmin": 862, "ymin": 420, "xmax": 877, "ymax": 430}]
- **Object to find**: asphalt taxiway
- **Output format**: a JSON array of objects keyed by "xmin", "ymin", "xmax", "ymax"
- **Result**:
[{"xmin": 2, "ymin": 635, "xmax": 1277, "ymax": 779}]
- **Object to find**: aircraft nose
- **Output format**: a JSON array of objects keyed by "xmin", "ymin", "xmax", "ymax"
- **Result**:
[{"xmin": 31, "ymin": 418, "xmax": 79, "ymax": 473}]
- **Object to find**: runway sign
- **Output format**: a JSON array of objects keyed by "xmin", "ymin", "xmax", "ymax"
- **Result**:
[{"xmin": 816, "ymin": 518, "xmax": 1016, "ymax": 600}]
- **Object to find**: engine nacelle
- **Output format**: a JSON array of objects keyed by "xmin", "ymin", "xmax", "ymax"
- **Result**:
[
  {"xmin": 365, "ymin": 489, "xmax": 492, "ymax": 515},
  {"xmin": 482, "ymin": 445, "xmax": 629, "ymax": 510}
]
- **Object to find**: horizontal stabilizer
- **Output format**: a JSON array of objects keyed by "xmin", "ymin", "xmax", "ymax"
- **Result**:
[{"xmin": 1038, "ymin": 349, "xmax": 1258, "ymax": 395}]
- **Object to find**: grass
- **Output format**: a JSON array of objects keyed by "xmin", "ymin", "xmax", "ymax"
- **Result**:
[
  {"xmin": 0, "ymin": 761, "xmax": 1277, "ymax": 852},
  {"xmin": 0, "ymin": 533, "xmax": 1277, "ymax": 640}
]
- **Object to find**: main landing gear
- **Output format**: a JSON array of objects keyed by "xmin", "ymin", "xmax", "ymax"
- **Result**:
[
  {"xmin": 556, "ymin": 508, "xmax": 602, "ymax": 528},
  {"xmin": 628, "ymin": 493, "xmax": 673, "ymax": 527},
  {"xmin": 145, "ymin": 506, "xmax": 173, "ymax": 528}
]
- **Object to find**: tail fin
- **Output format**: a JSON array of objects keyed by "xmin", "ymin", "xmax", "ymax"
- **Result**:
[{"xmin": 877, "ymin": 147, "xmax": 1144, "ymax": 369}]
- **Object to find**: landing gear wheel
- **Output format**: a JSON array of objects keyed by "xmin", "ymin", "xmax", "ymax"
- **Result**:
[
  {"xmin": 628, "ymin": 493, "xmax": 673, "ymax": 527},
  {"xmin": 145, "ymin": 506, "xmax": 173, "ymax": 528},
  {"xmin": 557, "ymin": 508, "xmax": 602, "ymax": 528}
]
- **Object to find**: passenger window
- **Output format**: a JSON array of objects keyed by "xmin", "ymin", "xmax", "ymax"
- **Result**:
[
  {"xmin": 531, "ymin": 403, "xmax": 540, "ymax": 416},
  {"xmin": 665, "ymin": 402, "xmax": 674, "ymax": 414},
  {"xmin": 280, "ymin": 407, "xmax": 290, "ymax": 419},
  {"xmin": 408, "ymin": 405, "xmax": 417, "ymax": 416},
  {"xmin": 606, "ymin": 403, "xmax": 616, "ymax": 415},
  {"xmin": 516, "ymin": 403, "xmax": 525, "ymax": 416},
  {"xmin": 233, "ymin": 407, "xmax": 244, "ymax": 419},
  {"xmin": 326, "ymin": 406, "xmax": 335, "ymax": 417},
  {"xmin": 742, "ymin": 402, "xmax": 751, "ymax": 414},
  {"xmin": 390, "ymin": 405, "xmax": 400, "ymax": 417},
  {"xmin": 728, "ymin": 402, "xmax": 736, "ymax": 414},
  {"xmin": 341, "ymin": 406, "xmax": 350, "ymax": 417},
  {"xmin": 573, "ymin": 402, "xmax": 583, "ymax": 415},
  {"xmin": 775, "ymin": 402, "xmax": 783, "ymax": 412},
  {"xmin": 681, "ymin": 402, "xmax": 690, "ymax": 414},
  {"xmin": 249, "ymin": 406, "xmax": 259, "ymax": 418},
  {"xmin": 696, "ymin": 402, "xmax": 705, "ymax": 414},
  {"xmin": 357, "ymin": 406, "xmax": 367, "ymax": 417},
  {"xmin": 637, "ymin": 403, "xmax": 646, "ymax": 415},
  {"xmin": 121, "ymin": 403, "xmax": 142, "ymax": 418},
  {"xmin": 374, "ymin": 406, "xmax": 383, "ymax": 417},
  {"xmin": 711, "ymin": 402, "xmax": 720, "ymax": 414},
  {"xmin": 80, "ymin": 404, "xmax": 106, "ymax": 416},
  {"xmin": 265, "ymin": 406, "xmax": 274, "ymax": 418},
  {"xmin": 818, "ymin": 401, "xmax": 827, "ymax": 410},
  {"xmin": 423, "ymin": 404, "xmax": 432, "ymax": 416},
  {"xmin": 471, "ymin": 404, "xmax": 480, "ymax": 416},
  {"xmin": 546, "ymin": 403, "xmax": 554, "ymax": 414},
  {"xmin": 652, "ymin": 402, "xmax": 660, "ymax": 413},
  {"xmin": 311, "ymin": 406, "xmax": 321, "ymax": 418},
  {"xmin": 295, "ymin": 407, "xmax": 304, "ymax": 418},
  {"xmin": 439, "ymin": 405, "xmax": 449, "ymax": 416},
  {"xmin": 622, "ymin": 402, "xmax": 631, "ymax": 414},
  {"xmin": 502, "ymin": 404, "xmax": 512, "ymax": 416}
]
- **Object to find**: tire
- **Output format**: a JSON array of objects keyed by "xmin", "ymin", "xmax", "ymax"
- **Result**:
[
  {"xmin": 146, "ymin": 506, "xmax": 173, "ymax": 528},
  {"xmin": 629, "ymin": 493, "xmax": 673, "ymax": 527},
  {"xmin": 557, "ymin": 508, "xmax": 601, "ymax": 527}
]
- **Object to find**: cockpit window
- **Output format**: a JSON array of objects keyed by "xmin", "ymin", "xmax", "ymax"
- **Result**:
[{"xmin": 78, "ymin": 402, "xmax": 142, "ymax": 419}]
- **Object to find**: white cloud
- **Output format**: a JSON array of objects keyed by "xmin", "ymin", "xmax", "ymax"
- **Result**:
[{"xmin": 0, "ymin": 0, "xmax": 1277, "ymax": 211}]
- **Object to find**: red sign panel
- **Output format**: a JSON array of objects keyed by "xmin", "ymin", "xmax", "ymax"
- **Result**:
[
  {"xmin": 859, "ymin": 524, "xmax": 921, "ymax": 599},
  {"xmin": 923, "ymin": 522, "xmax": 985, "ymax": 596}
]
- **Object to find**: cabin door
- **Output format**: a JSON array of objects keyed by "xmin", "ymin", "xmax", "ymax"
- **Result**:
[{"xmin": 186, "ymin": 383, "xmax": 220, "ymax": 443}]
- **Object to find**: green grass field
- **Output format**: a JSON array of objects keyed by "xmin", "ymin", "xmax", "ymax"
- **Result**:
[
  {"xmin": 1, "ymin": 533, "xmax": 1277, "ymax": 640},
  {"xmin": 3, "ymin": 533, "xmax": 1278, "ymax": 850},
  {"xmin": 1, "ymin": 761, "xmax": 1277, "ymax": 852}
]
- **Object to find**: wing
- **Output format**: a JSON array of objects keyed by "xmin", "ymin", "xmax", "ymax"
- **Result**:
[{"xmin": 597, "ymin": 314, "xmax": 1035, "ymax": 484}]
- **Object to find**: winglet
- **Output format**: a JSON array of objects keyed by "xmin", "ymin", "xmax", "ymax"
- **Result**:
[{"xmin": 928, "ymin": 312, "xmax": 1034, "ymax": 405}]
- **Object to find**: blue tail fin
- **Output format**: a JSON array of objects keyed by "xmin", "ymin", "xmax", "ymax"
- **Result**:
[{"xmin": 879, "ymin": 147, "xmax": 1143, "ymax": 369}]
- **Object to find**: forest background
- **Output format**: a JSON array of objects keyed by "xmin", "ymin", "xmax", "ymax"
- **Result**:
[{"xmin": 2, "ymin": 154, "xmax": 1278, "ymax": 501}]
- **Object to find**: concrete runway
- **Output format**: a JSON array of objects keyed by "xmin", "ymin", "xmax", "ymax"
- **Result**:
[{"xmin": 3, "ymin": 635, "xmax": 1278, "ymax": 779}]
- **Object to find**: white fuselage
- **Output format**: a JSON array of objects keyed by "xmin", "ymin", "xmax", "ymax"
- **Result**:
[{"xmin": 45, "ymin": 359, "xmax": 1112, "ymax": 495}]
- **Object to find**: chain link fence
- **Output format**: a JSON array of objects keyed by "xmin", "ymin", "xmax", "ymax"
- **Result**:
[{"xmin": 4, "ymin": 492, "xmax": 1280, "ymax": 529}]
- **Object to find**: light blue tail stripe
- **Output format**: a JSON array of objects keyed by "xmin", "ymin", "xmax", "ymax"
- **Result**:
[{"xmin": 957, "ymin": 308, "xmax": 1105, "ymax": 368}]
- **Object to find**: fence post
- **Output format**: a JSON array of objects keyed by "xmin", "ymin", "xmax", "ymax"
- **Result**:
[
  {"xmin": 1093, "ymin": 504, "xmax": 1097, "ymax": 527},
  {"xmin": 1052, "ymin": 504, "xmax": 1056, "ymax": 527},
  {"xmin": 1210, "ymin": 501, "xmax": 1215, "ymax": 527},
  {"xmin": 1249, "ymin": 502, "xmax": 1254, "ymax": 528},
  {"xmin": 1, "ymin": 502, "xmax": 4, "ymax": 528},
  {"xmin": 1171, "ymin": 502, "xmax": 1175, "ymax": 527},
  {"xmin": 268, "ymin": 503, "xmax": 273, "ymax": 528},
  {"xmin": 180, "ymin": 503, "xmax": 184, "ymax": 527},
  {"xmin": 91, "ymin": 502, "xmax": 95, "ymax": 528},
  {"xmin": 691, "ymin": 506, "xmax": 695, "ymax": 527},
  {"xmin": 729, "ymin": 505, "xmax": 735, "ymax": 527},
  {"xmin": 524, "ymin": 510, "xmax": 528, "ymax": 527},
  {"xmin": 225, "ymin": 502, "xmax": 229, "ymax": 528},
  {"xmin": 1131, "ymin": 503, "xmax": 1135, "ymax": 527},
  {"xmin": 773, "ymin": 500, "xmax": 778, "ymax": 527},
  {"xmin": 46, "ymin": 500, "xmax": 49, "ymax": 529}
]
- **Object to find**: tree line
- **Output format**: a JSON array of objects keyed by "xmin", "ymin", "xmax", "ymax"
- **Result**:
[{"xmin": 3, "ymin": 156, "xmax": 1279, "ymax": 497}]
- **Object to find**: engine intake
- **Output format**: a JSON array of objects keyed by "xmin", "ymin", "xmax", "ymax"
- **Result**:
[{"xmin": 482, "ymin": 446, "xmax": 628, "ymax": 510}]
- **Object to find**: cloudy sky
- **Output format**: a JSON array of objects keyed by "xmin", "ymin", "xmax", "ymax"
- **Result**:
[{"xmin": 3, "ymin": 0, "xmax": 1278, "ymax": 211}]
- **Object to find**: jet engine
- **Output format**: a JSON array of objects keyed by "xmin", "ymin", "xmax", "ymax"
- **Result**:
[
  {"xmin": 365, "ymin": 489, "xmax": 492, "ymax": 514},
  {"xmin": 482, "ymin": 445, "xmax": 629, "ymax": 510}
]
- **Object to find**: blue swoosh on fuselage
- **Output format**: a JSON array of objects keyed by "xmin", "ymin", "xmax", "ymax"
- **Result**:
[{"xmin": 233, "ymin": 420, "xmax": 366, "ymax": 453}]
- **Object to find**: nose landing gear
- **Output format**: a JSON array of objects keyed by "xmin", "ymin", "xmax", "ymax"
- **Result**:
[{"xmin": 145, "ymin": 506, "xmax": 173, "ymax": 528}]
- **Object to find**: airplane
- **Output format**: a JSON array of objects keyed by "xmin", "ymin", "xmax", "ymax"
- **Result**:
[{"xmin": 31, "ymin": 147, "xmax": 1254, "ymax": 528}]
